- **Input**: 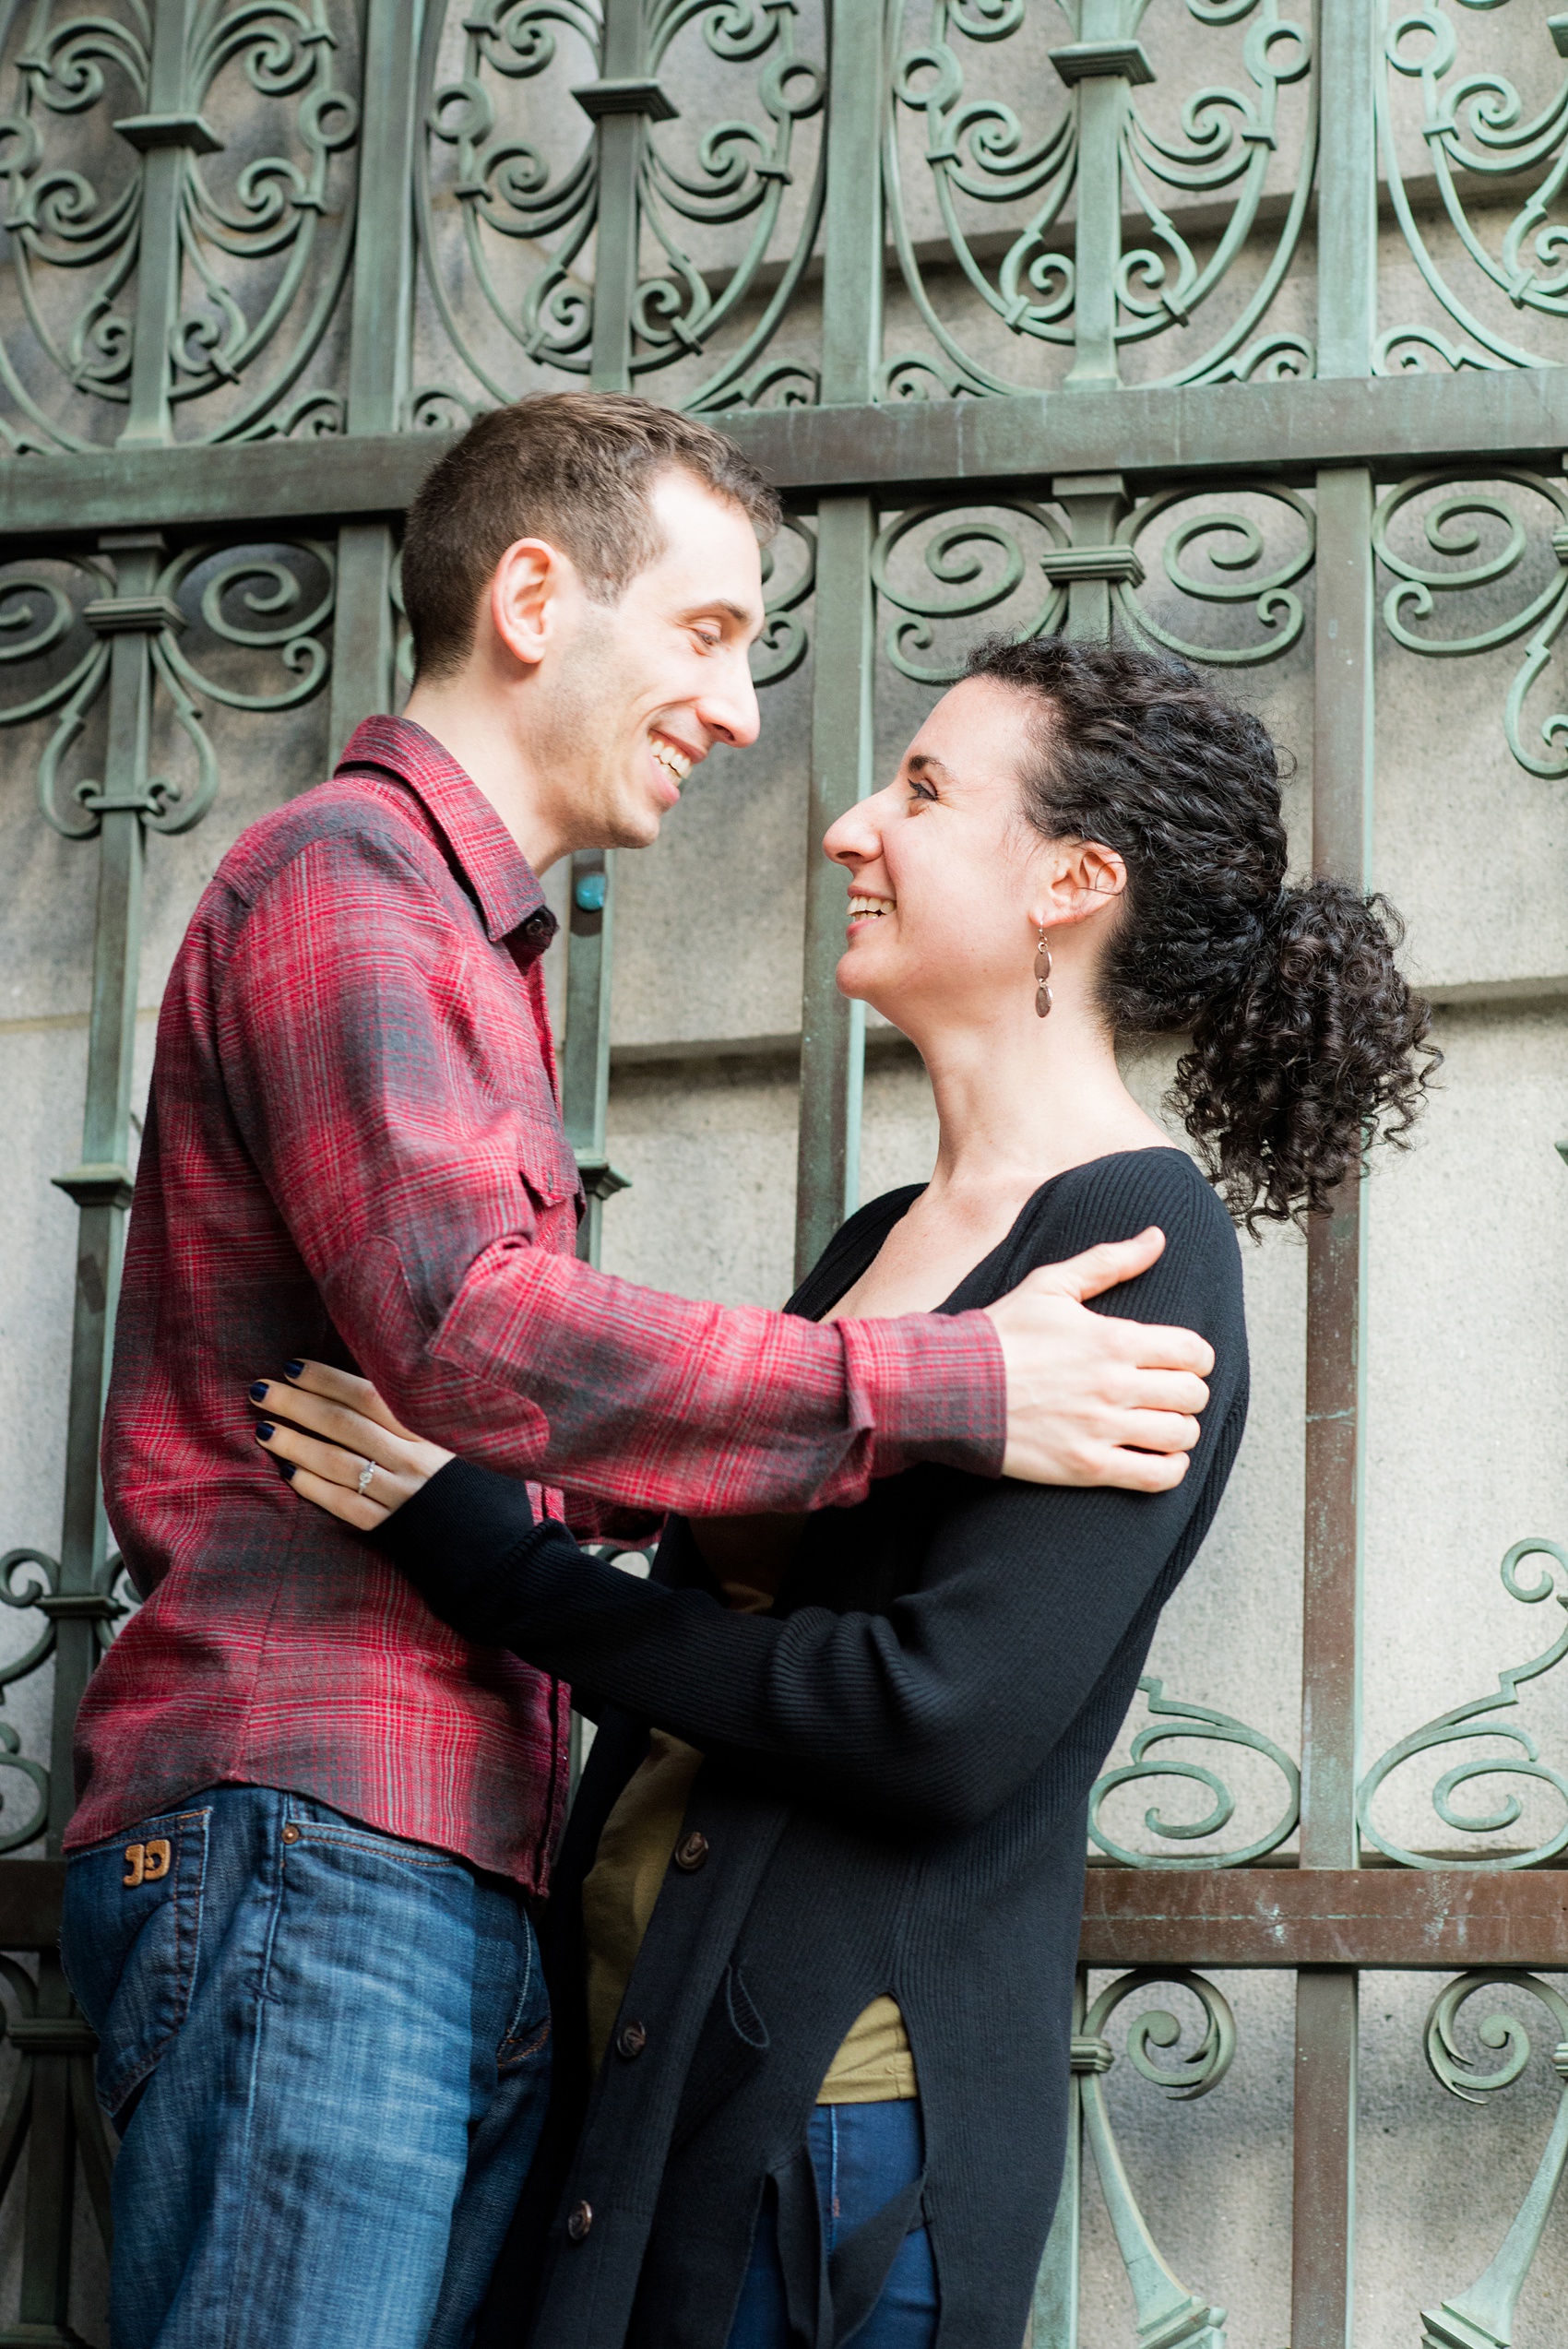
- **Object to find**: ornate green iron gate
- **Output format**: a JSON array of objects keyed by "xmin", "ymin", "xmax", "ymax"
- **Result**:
[{"xmin": 1, "ymin": 0, "xmax": 1567, "ymax": 2339}]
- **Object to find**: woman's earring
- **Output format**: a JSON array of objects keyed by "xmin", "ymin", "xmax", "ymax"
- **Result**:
[{"xmin": 1034, "ymin": 926, "xmax": 1052, "ymax": 1019}]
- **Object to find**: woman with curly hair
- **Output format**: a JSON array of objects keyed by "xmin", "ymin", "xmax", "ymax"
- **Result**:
[{"xmin": 252, "ymin": 635, "xmax": 1434, "ymax": 2349}]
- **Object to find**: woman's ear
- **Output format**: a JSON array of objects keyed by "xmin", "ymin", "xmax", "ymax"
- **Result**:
[{"xmin": 1028, "ymin": 839, "xmax": 1127, "ymax": 931}]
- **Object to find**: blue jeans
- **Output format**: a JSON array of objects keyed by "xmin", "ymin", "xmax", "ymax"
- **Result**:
[
  {"xmin": 60, "ymin": 1785, "xmax": 552, "ymax": 2349},
  {"xmin": 727, "ymin": 2101, "xmax": 938, "ymax": 2349}
]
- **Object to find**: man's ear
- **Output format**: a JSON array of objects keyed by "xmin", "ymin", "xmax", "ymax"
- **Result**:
[
  {"xmin": 1028, "ymin": 838, "xmax": 1127, "ymax": 931},
  {"xmin": 488, "ymin": 538, "xmax": 571, "ymax": 670}
]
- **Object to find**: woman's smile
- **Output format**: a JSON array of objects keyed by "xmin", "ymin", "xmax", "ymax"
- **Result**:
[{"xmin": 846, "ymin": 891, "xmax": 894, "ymax": 930}]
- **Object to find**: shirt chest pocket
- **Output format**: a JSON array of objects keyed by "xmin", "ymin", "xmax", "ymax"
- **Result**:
[{"xmin": 516, "ymin": 1115, "xmax": 584, "ymax": 1215}]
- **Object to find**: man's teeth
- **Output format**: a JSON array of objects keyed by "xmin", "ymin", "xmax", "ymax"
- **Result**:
[
  {"xmin": 652, "ymin": 740, "xmax": 692, "ymax": 781},
  {"xmin": 848, "ymin": 896, "xmax": 891, "ymax": 919}
]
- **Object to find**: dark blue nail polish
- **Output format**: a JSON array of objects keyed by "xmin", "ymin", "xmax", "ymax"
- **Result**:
[
  {"xmin": 248, "ymin": 1382, "xmax": 268, "ymax": 1403},
  {"xmin": 255, "ymin": 1423, "xmax": 275, "ymax": 1442},
  {"xmin": 284, "ymin": 1359, "xmax": 303, "ymax": 1378},
  {"xmin": 279, "ymin": 1462, "xmax": 296, "ymax": 1481}
]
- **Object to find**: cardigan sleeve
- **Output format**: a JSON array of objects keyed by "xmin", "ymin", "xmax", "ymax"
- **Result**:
[{"xmin": 375, "ymin": 1163, "xmax": 1246, "ymax": 1833}]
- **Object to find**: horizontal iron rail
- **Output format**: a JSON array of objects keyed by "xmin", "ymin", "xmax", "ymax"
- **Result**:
[
  {"xmin": 1, "ymin": 373, "xmax": 1566, "ymax": 545},
  {"xmin": 0, "ymin": 1862, "xmax": 1562, "ymax": 1968},
  {"xmin": 1080, "ymin": 1866, "xmax": 1568, "ymax": 1971}
]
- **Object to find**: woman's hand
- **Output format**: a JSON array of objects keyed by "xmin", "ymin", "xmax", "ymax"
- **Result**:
[{"xmin": 249, "ymin": 1362, "xmax": 453, "ymax": 1532}]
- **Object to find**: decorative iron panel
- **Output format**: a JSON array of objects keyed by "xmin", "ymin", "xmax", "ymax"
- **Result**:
[{"xmin": 0, "ymin": 0, "xmax": 1565, "ymax": 2342}]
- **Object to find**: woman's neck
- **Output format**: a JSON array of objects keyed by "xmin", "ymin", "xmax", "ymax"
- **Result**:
[
  {"xmin": 910, "ymin": 984, "xmax": 1170, "ymax": 1216},
  {"xmin": 824, "ymin": 988, "xmax": 1171, "ymax": 1323}
]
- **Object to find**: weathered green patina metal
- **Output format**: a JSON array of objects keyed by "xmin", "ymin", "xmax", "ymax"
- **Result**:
[{"xmin": 1, "ymin": 0, "xmax": 1567, "ymax": 2335}]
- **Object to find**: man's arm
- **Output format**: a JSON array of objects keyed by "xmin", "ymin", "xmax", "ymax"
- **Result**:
[{"xmin": 219, "ymin": 831, "xmax": 1209, "ymax": 1513}]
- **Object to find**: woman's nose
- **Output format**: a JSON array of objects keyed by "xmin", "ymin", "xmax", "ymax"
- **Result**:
[{"xmin": 823, "ymin": 788, "xmax": 889, "ymax": 865}]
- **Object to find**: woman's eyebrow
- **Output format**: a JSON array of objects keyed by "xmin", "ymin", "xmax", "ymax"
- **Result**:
[{"xmin": 906, "ymin": 752, "xmax": 956, "ymax": 782}]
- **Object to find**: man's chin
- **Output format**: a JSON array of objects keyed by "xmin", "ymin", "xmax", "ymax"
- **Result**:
[{"xmin": 608, "ymin": 801, "xmax": 665, "ymax": 851}]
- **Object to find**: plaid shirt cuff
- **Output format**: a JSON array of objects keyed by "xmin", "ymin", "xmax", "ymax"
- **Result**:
[{"xmin": 840, "ymin": 1307, "xmax": 1006, "ymax": 1481}]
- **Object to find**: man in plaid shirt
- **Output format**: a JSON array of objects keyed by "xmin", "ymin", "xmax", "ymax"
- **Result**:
[{"xmin": 61, "ymin": 396, "xmax": 1214, "ymax": 2349}]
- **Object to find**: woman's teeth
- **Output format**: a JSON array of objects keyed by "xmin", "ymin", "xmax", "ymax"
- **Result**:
[
  {"xmin": 651, "ymin": 739, "xmax": 692, "ymax": 781},
  {"xmin": 848, "ymin": 896, "xmax": 891, "ymax": 919}
]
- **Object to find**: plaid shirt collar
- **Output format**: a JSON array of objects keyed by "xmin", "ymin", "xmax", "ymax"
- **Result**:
[{"xmin": 336, "ymin": 715, "xmax": 558, "ymax": 957}]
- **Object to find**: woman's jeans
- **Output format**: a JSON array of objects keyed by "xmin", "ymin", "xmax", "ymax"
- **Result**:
[
  {"xmin": 60, "ymin": 1784, "xmax": 552, "ymax": 2349},
  {"xmin": 726, "ymin": 2100, "xmax": 938, "ymax": 2348}
]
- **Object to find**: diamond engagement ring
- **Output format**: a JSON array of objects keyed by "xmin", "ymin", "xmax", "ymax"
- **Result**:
[{"xmin": 357, "ymin": 1460, "xmax": 375, "ymax": 1497}]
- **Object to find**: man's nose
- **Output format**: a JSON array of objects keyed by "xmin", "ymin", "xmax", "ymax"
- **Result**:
[{"xmin": 699, "ymin": 651, "xmax": 761, "ymax": 749}]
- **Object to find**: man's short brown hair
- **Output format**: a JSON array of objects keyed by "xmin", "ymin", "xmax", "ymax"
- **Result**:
[{"xmin": 400, "ymin": 391, "xmax": 781, "ymax": 680}]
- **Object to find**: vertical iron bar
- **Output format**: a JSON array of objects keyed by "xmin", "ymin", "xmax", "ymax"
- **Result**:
[
  {"xmin": 1030, "ymin": 1973, "xmax": 1086, "ymax": 2347},
  {"xmin": 792, "ymin": 0, "xmax": 883, "ymax": 1283},
  {"xmin": 118, "ymin": 0, "xmax": 202, "ymax": 447},
  {"xmin": 1062, "ymin": 0, "xmax": 1144, "ymax": 389},
  {"xmin": 563, "ymin": 850, "xmax": 617, "ymax": 1263},
  {"xmin": 17, "ymin": 535, "xmax": 164, "ymax": 2345},
  {"xmin": 1293, "ymin": 8, "xmax": 1377, "ymax": 2339},
  {"xmin": 1052, "ymin": 474, "xmax": 1130, "ymax": 642},
  {"xmin": 327, "ymin": 0, "xmax": 424, "ymax": 763},
  {"xmin": 588, "ymin": 0, "xmax": 646, "ymax": 393},
  {"xmin": 557, "ymin": 0, "xmax": 646, "ymax": 1260}
]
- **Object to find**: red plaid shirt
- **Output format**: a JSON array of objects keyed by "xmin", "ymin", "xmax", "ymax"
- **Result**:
[{"xmin": 76, "ymin": 718, "xmax": 1005, "ymax": 1886}]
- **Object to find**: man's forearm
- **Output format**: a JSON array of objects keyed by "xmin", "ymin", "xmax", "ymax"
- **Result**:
[{"xmin": 352, "ymin": 1237, "xmax": 1006, "ymax": 1519}]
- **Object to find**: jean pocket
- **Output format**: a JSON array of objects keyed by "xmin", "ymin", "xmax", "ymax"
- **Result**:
[
  {"xmin": 60, "ymin": 1806, "xmax": 210, "ymax": 2118},
  {"xmin": 496, "ymin": 1931, "xmax": 551, "ymax": 2073}
]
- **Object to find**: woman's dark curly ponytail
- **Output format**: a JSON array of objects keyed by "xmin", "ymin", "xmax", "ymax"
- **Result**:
[{"xmin": 966, "ymin": 633, "xmax": 1439, "ymax": 1230}]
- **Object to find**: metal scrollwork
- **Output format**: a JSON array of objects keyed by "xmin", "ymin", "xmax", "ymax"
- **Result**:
[
  {"xmin": 0, "ymin": 1550, "xmax": 61, "ymax": 1855},
  {"xmin": 1, "ymin": 538, "xmax": 334, "ymax": 839},
  {"xmin": 1088, "ymin": 1674, "xmax": 1301, "ymax": 1869},
  {"xmin": 1358, "ymin": 1537, "xmax": 1568, "ymax": 1869},
  {"xmin": 1075, "ymin": 1970, "xmax": 1231, "ymax": 2348},
  {"xmin": 1419, "ymin": 1972, "xmax": 1568, "ymax": 2349},
  {"xmin": 411, "ymin": 0, "xmax": 826, "ymax": 417},
  {"xmin": 1372, "ymin": 469, "xmax": 1568, "ymax": 778},
  {"xmin": 0, "ymin": 0, "xmax": 361, "ymax": 446},
  {"xmin": 751, "ymin": 511, "xmax": 814, "ymax": 688},
  {"xmin": 1378, "ymin": 2, "xmax": 1568, "ymax": 376},
  {"xmin": 1115, "ymin": 480, "xmax": 1316, "ymax": 665},
  {"xmin": 870, "ymin": 501, "xmax": 1068, "ymax": 684},
  {"xmin": 883, "ymin": 0, "xmax": 1316, "ymax": 399}
]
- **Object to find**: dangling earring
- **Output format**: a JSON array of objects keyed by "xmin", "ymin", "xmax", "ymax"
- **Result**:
[{"xmin": 1034, "ymin": 926, "xmax": 1052, "ymax": 1018}]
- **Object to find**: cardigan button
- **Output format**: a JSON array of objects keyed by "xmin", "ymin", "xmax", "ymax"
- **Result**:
[
  {"xmin": 672, "ymin": 1830, "xmax": 709, "ymax": 1871},
  {"xmin": 616, "ymin": 2021, "xmax": 647, "ymax": 2060},
  {"xmin": 566, "ymin": 2201, "xmax": 593, "ymax": 2243}
]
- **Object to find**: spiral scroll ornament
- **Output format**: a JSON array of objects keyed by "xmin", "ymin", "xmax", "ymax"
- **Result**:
[
  {"xmin": 870, "ymin": 501, "xmax": 1069, "ymax": 684},
  {"xmin": 0, "ymin": 1545, "xmax": 133, "ymax": 1854},
  {"xmin": 1358, "ymin": 1538, "xmax": 1568, "ymax": 1870},
  {"xmin": 0, "ymin": 0, "xmax": 361, "ymax": 446},
  {"xmin": 1373, "ymin": 469, "xmax": 1568, "ymax": 779},
  {"xmin": 1070, "ymin": 1969, "xmax": 1231, "ymax": 2349},
  {"xmin": 1378, "ymin": 4, "xmax": 1568, "ymax": 376},
  {"xmin": 883, "ymin": 0, "xmax": 1315, "ymax": 400},
  {"xmin": 1089, "ymin": 1675, "xmax": 1301, "ymax": 1869},
  {"xmin": 750, "ymin": 513, "xmax": 814, "ymax": 689},
  {"xmin": 410, "ymin": 0, "xmax": 826, "ymax": 418},
  {"xmin": 0, "ymin": 539, "xmax": 334, "ymax": 839},
  {"xmin": 1419, "ymin": 1972, "xmax": 1568, "ymax": 2349},
  {"xmin": 1114, "ymin": 481, "xmax": 1316, "ymax": 667}
]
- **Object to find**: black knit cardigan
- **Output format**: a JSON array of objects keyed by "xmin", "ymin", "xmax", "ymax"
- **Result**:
[{"xmin": 375, "ymin": 1146, "xmax": 1249, "ymax": 2349}]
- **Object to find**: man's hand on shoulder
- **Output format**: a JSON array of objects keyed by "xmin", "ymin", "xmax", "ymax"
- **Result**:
[{"xmin": 984, "ymin": 1228, "xmax": 1214, "ymax": 1493}]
